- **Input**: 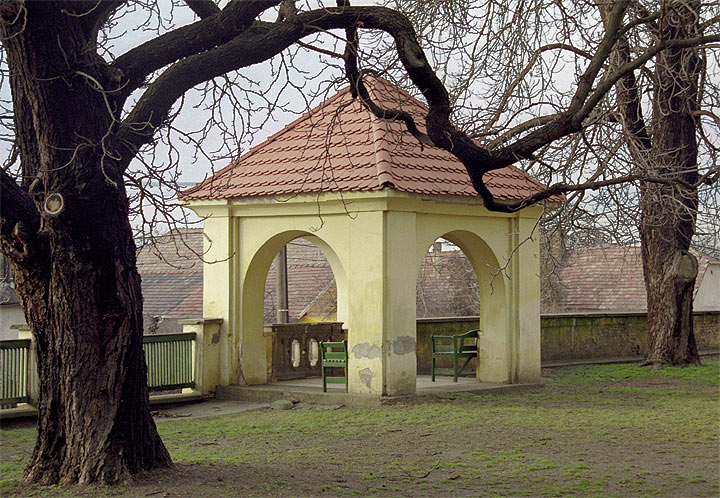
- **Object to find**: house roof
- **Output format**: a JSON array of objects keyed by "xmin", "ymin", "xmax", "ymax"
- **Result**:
[
  {"xmin": 136, "ymin": 230, "xmax": 336, "ymax": 321},
  {"xmin": 181, "ymin": 77, "xmax": 556, "ymax": 203},
  {"xmin": 137, "ymin": 229, "xmax": 204, "ymax": 319},
  {"xmin": 264, "ymin": 240, "xmax": 336, "ymax": 322},
  {"xmin": 548, "ymin": 246, "xmax": 719, "ymax": 313},
  {"xmin": 0, "ymin": 283, "xmax": 20, "ymax": 307},
  {"xmin": 142, "ymin": 272, "xmax": 204, "ymax": 318},
  {"xmin": 414, "ymin": 249, "xmax": 479, "ymax": 318},
  {"xmin": 137, "ymin": 228, "xmax": 205, "ymax": 274},
  {"xmin": 0, "ymin": 254, "xmax": 20, "ymax": 307}
]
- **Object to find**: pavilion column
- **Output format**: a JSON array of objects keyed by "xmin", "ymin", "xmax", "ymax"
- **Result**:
[
  {"xmin": 345, "ymin": 209, "xmax": 417, "ymax": 396},
  {"xmin": 503, "ymin": 215, "xmax": 541, "ymax": 384},
  {"xmin": 381, "ymin": 211, "xmax": 418, "ymax": 396},
  {"xmin": 515, "ymin": 216, "xmax": 541, "ymax": 382},
  {"xmin": 201, "ymin": 209, "xmax": 247, "ymax": 386}
]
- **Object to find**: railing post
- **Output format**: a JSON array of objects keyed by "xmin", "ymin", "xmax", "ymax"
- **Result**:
[
  {"xmin": 12, "ymin": 324, "xmax": 38, "ymax": 407},
  {"xmin": 180, "ymin": 318, "xmax": 223, "ymax": 396}
]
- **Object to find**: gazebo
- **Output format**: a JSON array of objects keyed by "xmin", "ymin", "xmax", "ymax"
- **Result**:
[{"xmin": 181, "ymin": 78, "xmax": 550, "ymax": 397}]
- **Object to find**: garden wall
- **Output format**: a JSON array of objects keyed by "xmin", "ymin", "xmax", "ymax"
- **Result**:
[{"xmin": 416, "ymin": 312, "xmax": 720, "ymax": 373}]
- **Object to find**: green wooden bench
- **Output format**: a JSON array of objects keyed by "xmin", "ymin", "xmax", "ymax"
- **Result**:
[
  {"xmin": 431, "ymin": 329, "xmax": 479, "ymax": 382},
  {"xmin": 320, "ymin": 340, "xmax": 348, "ymax": 392}
]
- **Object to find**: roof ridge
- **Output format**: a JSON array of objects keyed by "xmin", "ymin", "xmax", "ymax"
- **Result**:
[
  {"xmin": 365, "ymin": 77, "xmax": 429, "ymax": 189},
  {"xmin": 371, "ymin": 117, "xmax": 395, "ymax": 187},
  {"xmin": 298, "ymin": 276, "xmax": 336, "ymax": 319}
]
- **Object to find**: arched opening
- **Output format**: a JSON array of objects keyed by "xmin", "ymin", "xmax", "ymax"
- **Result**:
[
  {"xmin": 414, "ymin": 230, "xmax": 509, "ymax": 384},
  {"xmin": 416, "ymin": 238, "xmax": 480, "ymax": 319},
  {"xmin": 240, "ymin": 232, "xmax": 347, "ymax": 384},
  {"xmin": 415, "ymin": 237, "xmax": 480, "ymax": 379}
]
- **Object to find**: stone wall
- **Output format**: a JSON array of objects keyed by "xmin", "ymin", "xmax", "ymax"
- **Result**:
[
  {"xmin": 540, "ymin": 311, "xmax": 719, "ymax": 361},
  {"xmin": 416, "ymin": 312, "xmax": 719, "ymax": 373}
]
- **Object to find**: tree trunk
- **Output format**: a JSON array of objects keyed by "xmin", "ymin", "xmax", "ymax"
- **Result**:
[
  {"xmin": 0, "ymin": 3, "xmax": 171, "ymax": 484},
  {"xmin": 20, "ymin": 197, "xmax": 172, "ymax": 485},
  {"xmin": 640, "ymin": 0, "xmax": 702, "ymax": 367}
]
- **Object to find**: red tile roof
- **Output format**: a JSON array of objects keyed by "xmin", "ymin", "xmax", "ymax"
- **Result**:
[
  {"xmin": 264, "ymin": 240, "xmax": 336, "ymax": 322},
  {"xmin": 549, "ymin": 246, "xmax": 718, "ymax": 312},
  {"xmin": 299, "ymin": 246, "xmax": 483, "ymax": 321},
  {"xmin": 181, "ymin": 77, "xmax": 554, "ymax": 202},
  {"xmin": 137, "ymin": 230, "xmax": 336, "ymax": 321},
  {"xmin": 137, "ymin": 229, "xmax": 205, "ymax": 319}
]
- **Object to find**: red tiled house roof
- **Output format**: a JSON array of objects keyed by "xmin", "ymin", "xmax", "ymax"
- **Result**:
[
  {"xmin": 137, "ymin": 231, "xmax": 719, "ymax": 320},
  {"xmin": 137, "ymin": 229, "xmax": 205, "ymax": 319},
  {"xmin": 548, "ymin": 246, "xmax": 718, "ymax": 313},
  {"xmin": 264, "ymin": 240, "xmax": 335, "ymax": 322},
  {"xmin": 136, "ymin": 230, "xmax": 481, "ymax": 323},
  {"xmin": 181, "ymin": 77, "xmax": 556, "ymax": 202}
]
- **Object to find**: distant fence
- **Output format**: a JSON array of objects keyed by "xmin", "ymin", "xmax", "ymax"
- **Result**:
[
  {"xmin": 540, "ymin": 311, "xmax": 719, "ymax": 361},
  {"xmin": 0, "ymin": 339, "xmax": 31, "ymax": 405},
  {"xmin": 144, "ymin": 332, "xmax": 196, "ymax": 391},
  {"xmin": 0, "ymin": 332, "xmax": 196, "ymax": 407}
]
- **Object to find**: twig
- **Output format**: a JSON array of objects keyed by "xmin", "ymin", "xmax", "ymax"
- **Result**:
[{"xmin": 403, "ymin": 461, "xmax": 441, "ymax": 479}]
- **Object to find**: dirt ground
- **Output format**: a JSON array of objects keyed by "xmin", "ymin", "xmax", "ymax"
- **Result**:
[{"xmin": 1, "ymin": 362, "xmax": 718, "ymax": 497}]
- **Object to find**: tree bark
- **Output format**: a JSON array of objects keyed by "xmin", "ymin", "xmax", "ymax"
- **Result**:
[
  {"xmin": 1, "ymin": 2, "xmax": 171, "ymax": 484},
  {"xmin": 639, "ymin": 0, "xmax": 702, "ymax": 367}
]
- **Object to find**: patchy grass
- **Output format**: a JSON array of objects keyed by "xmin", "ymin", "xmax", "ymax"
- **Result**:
[
  {"xmin": 549, "ymin": 359, "xmax": 720, "ymax": 387},
  {"xmin": 1, "ymin": 359, "xmax": 718, "ymax": 497}
]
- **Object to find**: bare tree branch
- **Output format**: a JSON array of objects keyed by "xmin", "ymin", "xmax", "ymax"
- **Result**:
[
  {"xmin": 112, "ymin": 0, "xmax": 281, "ymax": 103},
  {"xmin": 0, "ymin": 167, "xmax": 39, "ymax": 236},
  {"xmin": 184, "ymin": 0, "xmax": 221, "ymax": 20}
]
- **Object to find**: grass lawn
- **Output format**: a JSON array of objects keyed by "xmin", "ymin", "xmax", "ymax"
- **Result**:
[{"xmin": 1, "ymin": 360, "xmax": 718, "ymax": 497}]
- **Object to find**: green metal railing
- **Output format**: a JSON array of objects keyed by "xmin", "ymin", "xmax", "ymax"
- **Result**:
[
  {"xmin": 0, "ymin": 332, "xmax": 196, "ymax": 406},
  {"xmin": 143, "ymin": 332, "xmax": 196, "ymax": 391},
  {"xmin": 1, "ymin": 339, "xmax": 31, "ymax": 404}
]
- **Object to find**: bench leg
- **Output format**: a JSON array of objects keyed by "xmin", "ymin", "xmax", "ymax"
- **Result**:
[
  {"xmin": 458, "ymin": 356, "xmax": 474, "ymax": 378},
  {"xmin": 453, "ymin": 355, "xmax": 458, "ymax": 382},
  {"xmin": 431, "ymin": 357, "xmax": 436, "ymax": 382}
]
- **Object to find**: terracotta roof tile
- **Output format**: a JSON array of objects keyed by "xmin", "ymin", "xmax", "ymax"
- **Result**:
[{"xmin": 181, "ymin": 77, "xmax": 558, "ymax": 203}]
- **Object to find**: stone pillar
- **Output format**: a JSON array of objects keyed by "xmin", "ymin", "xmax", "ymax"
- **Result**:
[
  {"xmin": 201, "ymin": 210, "xmax": 261, "ymax": 386},
  {"xmin": 345, "ymin": 211, "xmax": 385, "ymax": 395},
  {"xmin": 180, "ymin": 318, "xmax": 223, "ymax": 396},
  {"xmin": 498, "ymin": 215, "xmax": 541, "ymax": 384},
  {"xmin": 382, "ymin": 210, "xmax": 417, "ymax": 396},
  {"xmin": 516, "ymin": 216, "xmax": 541, "ymax": 382}
]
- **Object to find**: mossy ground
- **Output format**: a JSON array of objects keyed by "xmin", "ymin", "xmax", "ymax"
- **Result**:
[{"xmin": 1, "ymin": 359, "xmax": 718, "ymax": 497}]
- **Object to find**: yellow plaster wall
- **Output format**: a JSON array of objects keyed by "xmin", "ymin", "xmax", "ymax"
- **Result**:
[
  {"xmin": 198, "ymin": 207, "xmax": 240, "ymax": 386},
  {"xmin": 345, "ymin": 210, "xmax": 386, "ymax": 394},
  {"xmin": 187, "ymin": 190, "xmax": 543, "ymax": 396},
  {"xmin": 516, "ymin": 216, "xmax": 542, "ymax": 382}
]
